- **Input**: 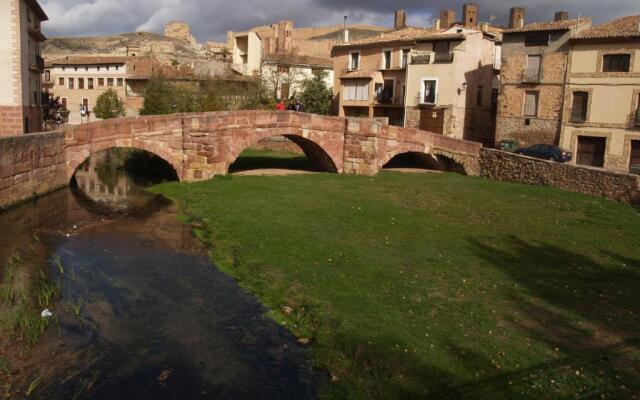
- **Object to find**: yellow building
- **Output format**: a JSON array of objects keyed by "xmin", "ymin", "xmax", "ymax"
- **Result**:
[
  {"xmin": 0, "ymin": 0, "xmax": 48, "ymax": 135},
  {"xmin": 560, "ymin": 15, "xmax": 640, "ymax": 172}
]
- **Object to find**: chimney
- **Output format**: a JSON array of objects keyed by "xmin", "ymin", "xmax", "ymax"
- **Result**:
[
  {"xmin": 554, "ymin": 11, "xmax": 569, "ymax": 21},
  {"xmin": 509, "ymin": 7, "xmax": 525, "ymax": 29},
  {"xmin": 434, "ymin": 19, "xmax": 441, "ymax": 31},
  {"xmin": 343, "ymin": 15, "xmax": 349, "ymax": 43},
  {"xmin": 440, "ymin": 9, "xmax": 456, "ymax": 29},
  {"xmin": 480, "ymin": 22, "xmax": 489, "ymax": 32},
  {"xmin": 462, "ymin": 3, "xmax": 478, "ymax": 27},
  {"xmin": 394, "ymin": 10, "xmax": 407, "ymax": 30}
]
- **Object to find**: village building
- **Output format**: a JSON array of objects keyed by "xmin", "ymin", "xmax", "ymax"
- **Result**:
[
  {"xmin": 332, "ymin": 5, "xmax": 502, "ymax": 144},
  {"xmin": 0, "ymin": 0, "xmax": 48, "ymax": 135},
  {"xmin": 43, "ymin": 56, "xmax": 163, "ymax": 124},
  {"xmin": 559, "ymin": 15, "xmax": 640, "ymax": 171},
  {"xmin": 495, "ymin": 9, "xmax": 591, "ymax": 147}
]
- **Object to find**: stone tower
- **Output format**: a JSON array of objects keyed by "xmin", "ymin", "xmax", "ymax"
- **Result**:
[
  {"xmin": 509, "ymin": 7, "xmax": 526, "ymax": 29},
  {"xmin": 276, "ymin": 20, "xmax": 293, "ymax": 53},
  {"xmin": 440, "ymin": 9, "xmax": 456, "ymax": 29},
  {"xmin": 462, "ymin": 3, "xmax": 478, "ymax": 27},
  {"xmin": 394, "ymin": 10, "xmax": 407, "ymax": 30}
]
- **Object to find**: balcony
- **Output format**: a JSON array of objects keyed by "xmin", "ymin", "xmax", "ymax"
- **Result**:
[
  {"xmin": 433, "ymin": 52, "xmax": 454, "ymax": 63},
  {"xmin": 30, "ymin": 55, "xmax": 45, "ymax": 72},
  {"xmin": 410, "ymin": 53, "xmax": 431, "ymax": 65},
  {"xmin": 522, "ymin": 68, "xmax": 542, "ymax": 83},
  {"xmin": 126, "ymin": 89, "xmax": 145, "ymax": 98}
]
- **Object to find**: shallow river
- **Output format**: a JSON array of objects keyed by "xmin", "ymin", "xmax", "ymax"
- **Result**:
[{"xmin": 0, "ymin": 150, "xmax": 322, "ymax": 399}]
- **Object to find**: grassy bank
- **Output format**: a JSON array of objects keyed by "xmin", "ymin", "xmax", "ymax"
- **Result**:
[{"xmin": 151, "ymin": 170, "xmax": 640, "ymax": 399}]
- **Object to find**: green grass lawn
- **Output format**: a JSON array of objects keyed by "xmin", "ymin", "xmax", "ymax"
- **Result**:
[{"xmin": 151, "ymin": 170, "xmax": 640, "ymax": 399}]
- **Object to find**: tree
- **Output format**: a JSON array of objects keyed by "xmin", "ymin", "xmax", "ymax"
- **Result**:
[
  {"xmin": 300, "ymin": 70, "xmax": 333, "ymax": 115},
  {"xmin": 93, "ymin": 89, "xmax": 125, "ymax": 119},
  {"xmin": 261, "ymin": 62, "xmax": 304, "ymax": 101},
  {"xmin": 240, "ymin": 74, "xmax": 273, "ymax": 110},
  {"xmin": 140, "ymin": 76, "xmax": 202, "ymax": 115},
  {"xmin": 41, "ymin": 92, "xmax": 69, "ymax": 129}
]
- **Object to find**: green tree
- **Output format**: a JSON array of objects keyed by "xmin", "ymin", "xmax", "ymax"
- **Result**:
[
  {"xmin": 139, "ymin": 77, "xmax": 174, "ymax": 115},
  {"xmin": 300, "ymin": 71, "xmax": 333, "ymax": 115},
  {"xmin": 93, "ymin": 89, "xmax": 125, "ymax": 119},
  {"xmin": 41, "ymin": 92, "xmax": 69, "ymax": 129}
]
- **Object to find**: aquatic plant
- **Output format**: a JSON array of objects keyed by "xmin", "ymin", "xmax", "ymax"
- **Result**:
[
  {"xmin": 25, "ymin": 373, "xmax": 42, "ymax": 396},
  {"xmin": 72, "ymin": 369, "xmax": 101, "ymax": 400},
  {"xmin": 52, "ymin": 255, "xmax": 64, "ymax": 276}
]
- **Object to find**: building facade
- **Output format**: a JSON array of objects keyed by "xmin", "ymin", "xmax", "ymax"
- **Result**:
[
  {"xmin": 262, "ymin": 53, "xmax": 334, "ymax": 100},
  {"xmin": 44, "ymin": 56, "xmax": 158, "ymax": 124},
  {"xmin": 496, "ymin": 10, "xmax": 591, "ymax": 147},
  {"xmin": 332, "ymin": 5, "xmax": 501, "ymax": 143},
  {"xmin": 559, "ymin": 15, "xmax": 640, "ymax": 172},
  {"xmin": 0, "ymin": 0, "xmax": 48, "ymax": 136}
]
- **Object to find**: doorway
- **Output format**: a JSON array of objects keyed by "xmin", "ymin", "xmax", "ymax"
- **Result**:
[{"xmin": 577, "ymin": 136, "xmax": 606, "ymax": 167}]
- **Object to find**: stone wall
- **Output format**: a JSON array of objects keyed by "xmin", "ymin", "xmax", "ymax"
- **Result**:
[
  {"xmin": 0, "ymin": 131, "xmax": 67, "ymax": 209},
  {"xmin": 480, "ymin": 148, "xmax": 640, "ymax": 204}
]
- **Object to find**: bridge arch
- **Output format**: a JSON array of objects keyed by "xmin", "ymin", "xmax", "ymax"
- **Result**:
[
  {"xmin": 380, "ymin": 148, "xmax": 472, "ymax": 176},
  {"xmin": 67, "ymin": 142, "xmax": 183, "ymax": 183},
  {"xmin": 226, "ymin": 131, "xmax": 340, "ymax": 174}
]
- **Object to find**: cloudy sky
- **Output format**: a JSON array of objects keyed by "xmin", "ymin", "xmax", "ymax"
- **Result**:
[{"xmin": 40, "ymin": 0, "xmax": 640, "ymax": 42}]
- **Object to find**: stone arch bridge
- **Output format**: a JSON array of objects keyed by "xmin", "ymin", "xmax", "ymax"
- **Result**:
[{"xmin": 0, "ymin": 111, "xmax": 482, "ymax": 207}]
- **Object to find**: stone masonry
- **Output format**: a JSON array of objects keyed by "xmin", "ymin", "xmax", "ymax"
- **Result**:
[{"xmin": 0, "ymin": 111, "xmax": 482, "ymax": 208}]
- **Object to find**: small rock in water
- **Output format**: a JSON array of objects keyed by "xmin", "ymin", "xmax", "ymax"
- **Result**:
[
  {"xmin": 157, "ymin": 369, "xmax": 172, "ymax": 382},
  {"xmin": 41, "ymin": 309, "xmax": 53, "ymax": 318}
]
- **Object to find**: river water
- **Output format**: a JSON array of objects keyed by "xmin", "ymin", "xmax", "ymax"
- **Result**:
[{"xmin": 0, "ymin": 149, "xmax": 322, "ymax": 399}]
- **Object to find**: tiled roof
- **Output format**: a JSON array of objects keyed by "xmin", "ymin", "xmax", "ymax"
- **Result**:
[
  {"xmin": 263, "ymin": 53, "xmax": 333, "ymax": 68},
  {"xmin": 573, "ymin": 15, "xmax": 640, "ymax": 40},
  {"xmin": 48, "ymin": 56, "xmax": 129, "ymax": 66},
  {"xmin": 504, "ymin": 18, "xmax": 590, "ymax": 34},
  {"xmin": 333, "ymin": 27, "xmax": 464, "ymax": 48}
]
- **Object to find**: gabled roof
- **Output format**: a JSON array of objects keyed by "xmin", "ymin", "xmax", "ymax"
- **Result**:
[
  {"xmin": 504, "ymin": 18, "xmax": 590, "ymax": 34},
  {"xmin": 25, "ymin": 0, "xmax": 48, "ymax": 21},
  {"xmin": 48, "ymin": 56, "xmax": 128, "ymax": 66},
  {"xmin": 573, "ymin": 15, "xmax": 640, "ymax": 41}
]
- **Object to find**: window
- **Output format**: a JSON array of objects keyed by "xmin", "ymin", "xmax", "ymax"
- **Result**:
[
  {"xmin": 434, "ymin": 41, "xmax": 449, "ymax": 54},
  {"xmin": 97, "ymin": 66, "xmax": 101, "ymax": 71},
  {"xmin": 343, "ymin": 80, "xmax": 369, "ymax": 101},
  {"xmin": 525, "ymin": 55, "xmax": 542, "ymax": 81},
  {"xmin": 61, "ymin": 97, "xmax": 68, "ymax": 110},
  {"xmin": 524, "ymin": 91, "xmax": 538, "ymax": 116},
  {"xmin": 602, "ymin": 54, "xmax": 631, "ymax": 72},
  {"xmin": 434, "ymin": 42, "xmax": 453, "ymax": 63},
  {"xmin": 44, "ymin": 70, "xmax": 50, "ymax": 82},
  {"xmin": 68, "ymin": 77, "xmax": 74, "ymax": 89},
  {"xmin": 115, "ymin": 66, "xmax": 119, "ymax": 71},
  {"xmin": 88, "ymin": 78, "xmax": 94, "ymax": 89},
  {"xmin": 525, "ymin": 33, "xmax": 549, "ymax": 47},
  {"xmin": 107, "ymin": 78, "xmax": 114, "ymax": 86},
  {"xmin": 85, "ymin": 67, "xmax": 88, "ymax": 71},
  {"xmin": 277, "ymin": 65, "xmax": 290, "ymax": 73},
  {"xmin": 98, "ymin": 78, "xmax": 104, "ymax": 86},
  {"xmin": 420, "ymin": 79, "xmax": 437, "ymax": 104},
  {"xmin": 382, "ymin": 49, "xmax": 392, "ymax": 69},
  {"xmin": 570, "ymin": 91, "xmax": 589, "ymax": 122},
  {"xmin": 117, "ymin": 78, "xmax": 124, "ymax": 86},
  {"xmin": 106, "ymin": 66, "xmax": 110, "ymax": 71},
  {"xmin": 476, "ymin": 85, "xmax": 483, "ymax": 107},
  {"xmin": 74, "ymin": 67, "xmax": 78, "ymax": 71},
  {"xmin": 58, "ymin": 77, "xmax": 64, "ymax": 86},
  {"xmin": 78, "ymin": 78, "xmax": 85, "ymax": 89},
  {"xmin": 349, "ymin": 52, "xmax": 360, "ymax": 70},
  {"xmin": 401, "ymin": 49, "xmax": 411, "ymax": 68}
]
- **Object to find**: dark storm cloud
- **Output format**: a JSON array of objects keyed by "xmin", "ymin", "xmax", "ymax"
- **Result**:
[{"xmin": 40, "ymin": 0, "xmax": 640, "ymax": 42}]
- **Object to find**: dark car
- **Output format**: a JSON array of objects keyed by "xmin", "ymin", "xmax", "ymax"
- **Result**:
[{"xmin": 515, "ymin": 144, "xmax": 572, "ymax": 163}]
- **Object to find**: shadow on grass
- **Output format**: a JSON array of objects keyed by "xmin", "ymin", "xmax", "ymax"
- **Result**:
[
  {"xmin": 229, "ymin": 150, "xmax": 315, "ymax": 173},
  {"xmin": 465, "ymin": 236, "xmax": 640, "ymax": 398}
]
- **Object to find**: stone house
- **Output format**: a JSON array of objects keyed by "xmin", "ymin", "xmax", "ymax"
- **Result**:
[
  {"xmin": 43, "ymin": 56, "xmax": 164, "ymax": 124},
  {"xmin": 332, "ymin": 6, "xmax": 501, "ymax": 143},
  {"xmin": 559, "ymin": 15, "xmax": 640, "ymax": 171},
  {"xmin": 495, "ymin": 9, "xmax": 591, "ymax": 147},
  {"xmin": 0, "ymin": 0, "xmax": 48, "ymax": 136},
  {"xmin": 261, "ymin": 53, "xmax": 334, "ymax": 100}
]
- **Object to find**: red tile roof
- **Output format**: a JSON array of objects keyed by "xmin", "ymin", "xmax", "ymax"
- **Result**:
[
  {"xmin": 48, "ymin": 56, "xmax": 129, "ymax": 66},
  {"xmin": 505, "ymin": 18, "xmax": 590, "ymax": 34},
  {"xmin": 263, "ymin": 53, "xmax": 333, "ymax": 68},
  {"xmin": 573, "ymin": 15, "xmax": 640, "ymax": 40}
]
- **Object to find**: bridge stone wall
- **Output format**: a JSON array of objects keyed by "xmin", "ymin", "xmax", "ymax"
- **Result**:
[
  {"xmin": 0, "ymin": 131, "xmax": 67, "ymax": 209},
  {"xmin": 0, "ymin": 111, "xmax": 483, "ymax": 209}
]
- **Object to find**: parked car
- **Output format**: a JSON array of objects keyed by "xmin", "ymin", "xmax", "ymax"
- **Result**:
[{"xmin": 515, "ymin": 144, "xmax": 572, "ymax": 163}]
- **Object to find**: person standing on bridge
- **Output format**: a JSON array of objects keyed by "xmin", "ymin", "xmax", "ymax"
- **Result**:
[
  {"xmin": 290, "ymin": 99, "xmax": 304, "ymax": 112},
  {"xmin": 276, "ymin": 99, "xmax": 285, "ymax": 111}
]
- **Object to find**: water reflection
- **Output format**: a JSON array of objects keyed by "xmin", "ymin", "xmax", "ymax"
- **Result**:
[{"xmin": 0, "ymin": 149, "xmax": 323, "ymax": 399}]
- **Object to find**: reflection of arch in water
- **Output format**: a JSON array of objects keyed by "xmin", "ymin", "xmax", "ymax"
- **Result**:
[
  {"xmin": 67, "ymin": 143, "xmax": 182, "ymax": 183},
  {"xmin": 73, "ymin": 152, "xmax": 133, "ymax": 204},
  {"xmin": 227, "ymin": 134, "xmax": 339, "ymax": 173},
  {"xmin": 382, "ymin": 150, "xmax": 470, "ymax": 175}
]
